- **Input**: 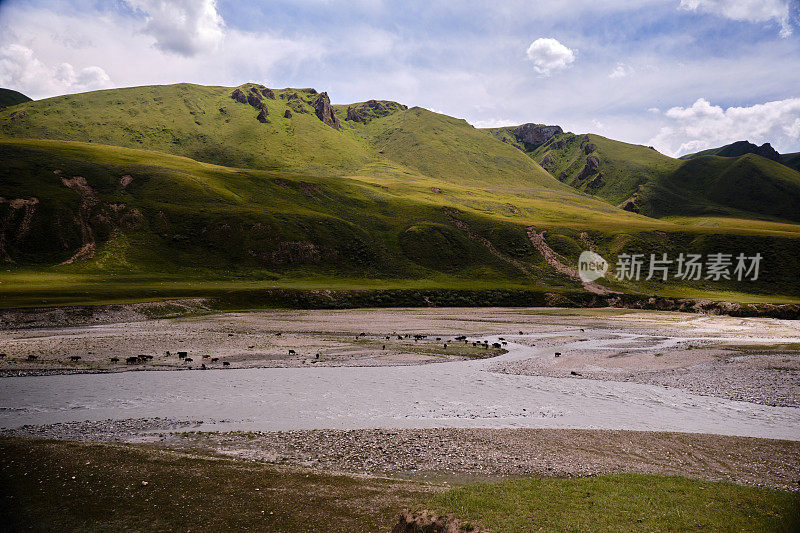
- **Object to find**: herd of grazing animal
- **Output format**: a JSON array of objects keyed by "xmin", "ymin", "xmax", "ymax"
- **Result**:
[{"xmin": 4, "ymin": 331, "xmax": 540, "ymax": 371}]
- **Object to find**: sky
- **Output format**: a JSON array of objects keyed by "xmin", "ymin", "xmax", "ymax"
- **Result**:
[{"xmin": 0, "ymin": 0, "xmax": 799, "ymax": 156}]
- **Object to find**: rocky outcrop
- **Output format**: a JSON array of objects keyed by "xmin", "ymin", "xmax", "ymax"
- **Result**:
[
  {"xmin": 261, "ymin": 88, "xmax": 275, "ymax": 99},
  {"xmin": 753, "ymin": 142, "xmax": 781, "ymax": 162},
  {"xmin": 346, "ymin": 106, "xmax": 364, "ymax": 123},
  {"xmin": 246, "ymin": 91, "xmax": 263, "ymax": 109},
  {"xmin": 284, "ymin": 109, "xmax": 292, "ymax": 119},
  {"xmin": 539, "ymin": 152, "xmax": 556, "ymax": 170},
  {"xmin": 586, "ymin": 172, "xmax": 604, "ymax": 192},
  {"xmin": 345, "ymin": 100, "xmax": 407, "ymax": 124},
  {"xmin": 512, "ymin": 123, "xmax": 563, "ymax": 147},
  {"xmin": 230, "ymin": 88, "xmax": 247, "ymax": 104},
  {"xmin": 312, "ymin": 92, "xmax": 341, "ymax": 129},
  {"xmin": 622, "ymin": 200, "xmax": 639, "ymax": 213},
  {"xmin": 256, "ymin": 105, "xmax": 269, "ymax": 123},
  {"xmin": 576, "ymin": 155, "xmax": 600, "ymax": 180}
]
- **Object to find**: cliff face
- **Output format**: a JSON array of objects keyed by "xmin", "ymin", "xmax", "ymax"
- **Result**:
[
  {"xmin": 512, "ymin": 124, "xmax": 563, "ymax": 147},
  {"xmin": 312, "ymin": 92, "xmax": 342, "ymax": 130}
]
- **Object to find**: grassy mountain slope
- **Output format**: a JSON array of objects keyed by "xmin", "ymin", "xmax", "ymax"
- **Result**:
[
  {"xmin": 680, "ymin": 140, "xmax": 781, "ymax": 162},
  {"xmin": 2, "ymin": 84, "xmax": 800, "ymax": 305},
  {"xmin": 0, "ymin": 83, "xmax": 371, "ymax": 174},
  {"xmin": 487, "ymin": 126, "xmax": 800, "ymax": 223},
  {"xmin": 529, "ymin": 133, "xmax": 678, "ymax": 204},
  {"xmin": 632, "ymin": 154, "xmax": 800, "ymax": 222},
  {"xmin": 0, "ymin": 88, "xmax": 31, "ymax": 108},
  {"xmin": 3, "ymin": 136, "xmax": 800, "ymax": 306},
  {"xmin": 781, "ymin": 152, "xmax": 800, "ymax": 173},
  {"xmin": 354, "ymin": 108, "xmax": 570, "ymax": 191}
]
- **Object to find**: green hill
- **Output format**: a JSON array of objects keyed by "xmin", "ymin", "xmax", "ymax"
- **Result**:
[
  {"xmin": 679, "ymin": 140, "xmax": 781, "ymax": 162},
  {"xmin": 2, "ymin": 84, "xmax": 800, "ymax": 306},
  {"xmin": 483, "ymin": 126, "xmax": 679, "ymax": 205},
  {"xmin": 630, "ymin": 154, "xmax": 800, "ymax": 222},
  {"xmin": 781, "ymin": 152, "xmax": 800, "ymax": 173},
  {"xmin": 0, "ymin": 88, "xmax": 32, "ymax": 108},
  {"xmin": 0, "ymin": 83, "xmax": 371, "ymax": 174}
]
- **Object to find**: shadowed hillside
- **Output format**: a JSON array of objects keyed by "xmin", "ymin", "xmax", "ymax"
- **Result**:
[{"xmin": 0, "ymin": 88, "xmax": 31, "ymax": 108}]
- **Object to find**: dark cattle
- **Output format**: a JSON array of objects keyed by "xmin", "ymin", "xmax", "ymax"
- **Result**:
[
  {"xmin": 0, "ymin": 353, "xmax": 6, "ymax": 358},
  {"xmin": 555, "ymin": 352, "xmax": 561, "ymax": 357},
  {"xmin": 359, "ymin": 333, "xmax": 366, "ymax": 337},
  {"xmin": 492, "ymin": 343, "xmax": 501, "ymax": 348},
  {"xmin": 455, "ymin": 336, "xmax": 466, "ymax": 341},
  {"xmin": 436, "ymin": 337, "xmax": 441, "ymax": 341},
  {"xmin": 201, "ymin": 364, "xmax": 207, "ymax": 370},
  {"xmin": 165, "ymin": 351, "xmax": 171, "ymax": 356},
  {"xmin": 222, "ymin": 361, "xmax": 230, "ymax": 367},
  {"xmin": 110, "ymin": 357, "xmax": 120, "ymax": 363},
  {"xmin": 502, "ymin": 341, "xmax": 507, "ymax": 345},
  {"xmin": 27, "ymin": 355, "xmax": 38, "ymax": 361},
  {"xmin": 202, "ymin": 354, "xmax": 210, "ymax": 359},
  {"xmin": 315, "ymin": 353, "xmax": 319, "ymax": 359},
  {"xmin": 126, "ymin": 356, "xmax": 138, "ymax": 364},
  {"xmin": 382, "ymin": 345, "xmax": 386, "ymax": 350},
  {"xmin": 519, "ymin": 331, "xmax": 523, "ymax": 335},
  {"xmin": 211, "ymin": 357, "xmax": 219, "ymax": 362},
  {"xmin": 498, "ymin": 337, "xmax": 505, "ymax": 341},
  {"xmin": 443, "ymin": 343, "xmax": 447, "ymax": 349},
  {"xmin": 275, "ymin": 332, "xmax": 282, "ymax": 336},
  {"xmin": 385, "ymin": 336, "xmax": 390, "ymax": 340},
  {"xmin": 228, "ymin": 333, "xmax": 234, "ymax": 336},
  {"xmin": 185, "ymin": 358, "xmax": 193, "ymax": 362},
  {"xmin": 397, "ymin": 335, "xmax": 403, "ymax": 340},
  {"xmin": 289, "ymin": 350, "xmax": 296, "ymax": 355},
  {"xmin": 248, "ymin": 345, "xmax": 254, "ymax": 349},
  {"xmin": 178, "ymin": 352, "xmax": 187, "ymax": 358},
  {"xmin": 472, "ymin": 342, "xmax": 477, "ymax": 347},
  {"xmin": 570, "ymin": 371, "xmax": 581, "ymax": 376},
  {"xmin": 69, "ymin": 356, "xmax": 82, "ymax": 362}
]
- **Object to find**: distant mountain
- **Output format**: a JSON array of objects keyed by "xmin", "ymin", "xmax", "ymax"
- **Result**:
[
  {"xmin": 680, "ymin": 140, "xmax": 781, "ymax": 163},
  {"xmin": 483, "ymin": 125, "xmax": 680, "ymax": 205},
  {"xmin": 631, "ymin": 154, "xmax": 800, "ymax": 222},
  {"xmin": 781, "ymin": 152, "xmax": 800, "ymax": 173},
  {"xmin": 0, "ymin": 88, "xmax": 32, "ymax": 108},
  {"xmin": 483, "ymin": 124, "xmax": 800, "ymax": 223}
]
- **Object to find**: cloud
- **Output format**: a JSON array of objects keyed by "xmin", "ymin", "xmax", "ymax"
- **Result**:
[
  {"xmin": 609, "ymin": 62, "xmax": 634, "ymax": 79},
  {"xmin": 679, "ymin": 0, "xmax": 793, "ymax": 37},
  {"xmin": 647, "ymin": 107, "xmax": 661, "ymax": 114},
  {"xmin": 526, "ymin": 38, "xmax": 575, "ymax": 76},
  {"xmin": 650, "ymin": 97, "xmax": 800, "ymax": 156},
  {"xmin": 124, "ymin": 0, "xmax": 226, "ymax": 56},
  {"xmin": 0, "ymin": 44, "xmax": 113, "ymax": 96}
]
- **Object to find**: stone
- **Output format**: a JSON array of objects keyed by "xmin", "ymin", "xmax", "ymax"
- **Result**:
[
  {"xmin": 230, "ymin": 88, "xmax": 247, "ymax": 104},
  {"xmin": 312, "ymin": 92, "xmax": 341, "ymax": 130}
]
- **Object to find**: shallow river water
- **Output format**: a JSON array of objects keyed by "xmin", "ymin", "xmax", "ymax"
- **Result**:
[{"xmin": 1, "ymin": 330, "xmax": 799, "ymax": 440}]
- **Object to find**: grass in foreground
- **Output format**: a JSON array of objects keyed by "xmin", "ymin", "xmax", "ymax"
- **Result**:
[
  {"xmin": 2, "ymin": 437, "xmax": 799, "ymax": 532},
  {"xmin": 0, "ymin": 437, "xmax": 434, "ymax": 532},
  {"xmin": 423, "ymin": 473, "xmax": 800, "ymax": 532}
]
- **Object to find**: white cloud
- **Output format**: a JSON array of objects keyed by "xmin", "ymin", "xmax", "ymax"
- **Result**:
[
  {"xmin": 609, "ymin": 62, "xmax": 634, "ymax": 79},
  {"xmin": 647, "ymin": 107, "xmax": 661, "ymax": 114},
  {"xmin": 650, "ymin": 97, "xmax": 800, "ymax": 156},
  {"xmin": 0, "ymin": 44, "xmax": 113, "ymax": 96},
  {"xmin": 470, "ymin": 118, "xmax": 519, "ymax": 129},
  {"xmin": 526, "ymin": 38, "xmax": 575, "ymax": 76},
  {"xmin": 124, "ymin": 0, "xmax": 226, "ymax": 56},
  {"xmin": 679, "ymin": 0, "xmax": 793, "ymax": 37}
]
